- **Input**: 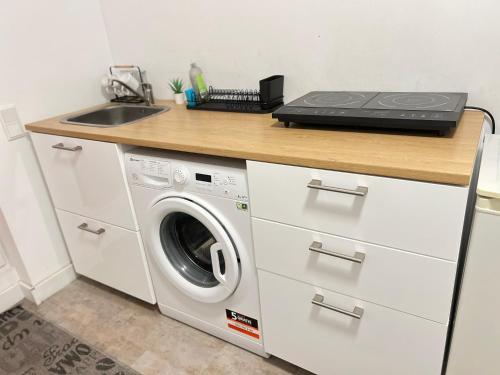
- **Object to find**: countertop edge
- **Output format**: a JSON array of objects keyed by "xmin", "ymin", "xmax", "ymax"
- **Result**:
[
  {"xmin": 25, "ymin": 102, "xmax": 485, "ymax": 187},
  {"xmin": 25, "ymin": 124, "xmax": 473, "ymax": 186}
]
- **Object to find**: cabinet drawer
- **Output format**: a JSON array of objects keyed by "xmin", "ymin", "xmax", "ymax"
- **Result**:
[
  {"xmin": 253, "ymin": 218, "xmax": 456, "ymax": 323},
  {"xmin": 259, "ymin": 270, "xmax": 446, "ymax": 375},
  {"xmin": 31, "ymin": 133, "xmax": 136, "ymax": 230},
  {"xmin": 247, "ymin": 161, "xmax": 468, "ymax": 260},
  {"xmin": 56, "ymin": 209, "xmax": 155, "ymax": 303}
]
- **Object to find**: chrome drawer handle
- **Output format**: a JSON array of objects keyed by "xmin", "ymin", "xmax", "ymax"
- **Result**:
[
  {"xmin": 307, "ymin": 179, "xmax": 368, "ymax": 196},
  {"xmin": 52, "ymin": 143, "xmax": 82, "ymax": 152},
  {"xmin": 78, "ymin": 223, "xmax": 105, "ymax": 235},
  {"xmin": 309, "ymin": 241, "xmax": 365, "ymax": 264},
  {"xmin": 312, "ymin": 294, "xmax": 364, "ymax": 319}
]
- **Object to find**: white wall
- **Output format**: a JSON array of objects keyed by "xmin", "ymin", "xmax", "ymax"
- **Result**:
[
  {"xmin": 0, "ymin": 0, "xmax": 112, "ymax": 122},
  {"xmin": 100, "ymin": 0, "xmax": 500, "ymax": 119},
  {"xmin": 0, "ymin": 1, "xmax": 112, "ymax": 293}
]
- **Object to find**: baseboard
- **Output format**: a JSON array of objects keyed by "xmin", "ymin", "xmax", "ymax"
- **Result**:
[
  {"xmin": 0, "ymin": 266, "xmax": 23, "ymax": 312},
  {"xmin": 0, "ymin": 283, "xmax": 24, "ymax": 312},
  {"xmin": 20, "ymin": 264, "xmax": 76, "ymax": 305}
]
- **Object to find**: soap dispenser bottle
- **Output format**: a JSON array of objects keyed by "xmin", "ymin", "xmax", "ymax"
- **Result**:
[{"xmin": 189, "ymin": 63, "xmax": 208, "ymax": 101}]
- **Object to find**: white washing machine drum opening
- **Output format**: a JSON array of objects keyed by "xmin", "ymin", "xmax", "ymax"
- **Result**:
[{"xmin": 147, "ymin": 197, "xmax": 240, "ymax": 303}]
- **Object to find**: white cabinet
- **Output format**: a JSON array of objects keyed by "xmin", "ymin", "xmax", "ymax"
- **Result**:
[
  {"xmin": 247, "ymin": 161, "xmax": 468, "ymax": 261},
  {"xmin": 31, "ymin": 133, "xmax": 137, "ymax": 230},
  {"xmin": 31, "ymin": 132, "xmax": 155, "ymax": 303},
  {"xmin": 259, "ymin": 270, "xmax": 446, "ymax": 375},
  {"xmin": 247, "ymin": 160, "xmax": 469, "ymax": 374},
  {"xmin": 56, "ymin": 210, "xmax": 155, "ymax": 303},
  {"xmin": 252, "ymin": 218, "xmax": 456, "ymax": 323}
]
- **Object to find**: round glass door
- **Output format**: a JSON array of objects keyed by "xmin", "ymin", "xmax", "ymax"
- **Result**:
[
  {"xmin": 159, "ymin": 212, "xmax": 224, "ymax": 288},
  {"xmin": 146, "ymin": 197, "xmax": 240, "ymax": 303}
]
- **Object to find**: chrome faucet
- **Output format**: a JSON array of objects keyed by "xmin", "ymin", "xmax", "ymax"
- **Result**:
[
  {"xmin": 141, "ymin": 83, "xmax": 155, "ymax": 106},
  {"xmin": 110, "ymin": 79, "xmax": 155, "ymax": 106}
]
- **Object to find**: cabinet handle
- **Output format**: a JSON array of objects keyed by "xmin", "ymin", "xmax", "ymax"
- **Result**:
[
  {"xmin": 52, "ymin": 143, "xmax": 82, "ymax": 152},
  {"xmin": 78, "ymin": 223, "xmax": 105, "ymax": 235},
  {"xmin": 307, "ymin": 179, "xmax": 368, "ymax": 196},
  {"xmin": 309, "ymin": 241, "xmax": 365, "ymax": 264},
  {"xmin": 312, "ymin": 294, "xmax": 364, "ymax": 319}
]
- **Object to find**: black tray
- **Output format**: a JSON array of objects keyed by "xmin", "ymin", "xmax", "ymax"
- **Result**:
[{"xmin": 188, "ymin": 101, "xmax": 283, "ymax": 114}]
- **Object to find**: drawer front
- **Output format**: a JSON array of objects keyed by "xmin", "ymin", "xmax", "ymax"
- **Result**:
[
  {"xmin": 57, "ymin": 209, "xmax": 155, "ymax": 303},
  {"xmin": 31, "ymin": 133, "xmax": 137, "ymax": 230},
  {"xmin": 247, "ymin": 161, "xmax": 468, "ymax": 260},
  {"xmin": 253, "ymin": 218, "xmax": 456, "ymax": 323},
  {"xmin": 259, "ymin": 270, "xmax": 446, "ymax": 375}
]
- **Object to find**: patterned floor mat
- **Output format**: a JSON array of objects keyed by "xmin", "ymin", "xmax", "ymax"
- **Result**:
[{"xmin": 0, "ymin": 305, "xmax": 141, "ymax": 375}]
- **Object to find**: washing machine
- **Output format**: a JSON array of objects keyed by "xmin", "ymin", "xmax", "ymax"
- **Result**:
[{"xmin": 125, "ymin": 148, "xmax": 267, "ymax": 357}]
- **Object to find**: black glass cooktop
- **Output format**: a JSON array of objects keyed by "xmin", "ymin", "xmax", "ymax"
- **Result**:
[{"xmin": 273, "ymin": 91, "xmax": 468, "ymax": 134}]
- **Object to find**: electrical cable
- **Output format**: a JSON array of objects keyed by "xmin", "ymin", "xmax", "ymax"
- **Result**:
[{"xmin": 465, "ymin": 106, "xmax": 495, "ymax": 134}]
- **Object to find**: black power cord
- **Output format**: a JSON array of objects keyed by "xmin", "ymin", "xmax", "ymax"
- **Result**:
[{"xmin": 465, "ymin": 106, "xmax": 495, "ymax": 134}]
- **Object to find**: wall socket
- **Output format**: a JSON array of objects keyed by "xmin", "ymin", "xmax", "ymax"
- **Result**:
[{"xmin": 0, "ymin": 104, "xmax": 25, "ymax": 141}]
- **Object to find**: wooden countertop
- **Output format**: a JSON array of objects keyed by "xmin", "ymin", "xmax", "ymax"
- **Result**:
[{"xmin": 26, "ymin": 101, "xmax": 485, "ymax": 186}]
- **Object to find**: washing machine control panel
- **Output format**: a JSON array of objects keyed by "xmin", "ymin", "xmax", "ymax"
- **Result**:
[
  {"xmin": 125, "ymin": 151, "xmax": 248, "ymax": 201},
  {"xmin": 189, "ymin": 167, "xmax": 248, "ymax": 201}
]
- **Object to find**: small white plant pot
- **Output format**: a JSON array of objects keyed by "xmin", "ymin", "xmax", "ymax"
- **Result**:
[{"xmin": 174, "ymin": 93, "xmax": 185, "ymax": 105}]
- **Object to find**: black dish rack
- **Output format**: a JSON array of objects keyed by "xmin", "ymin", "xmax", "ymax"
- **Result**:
[{"xmin": 187, "ymin": 75, "xmax": 284, "ymax": 113}]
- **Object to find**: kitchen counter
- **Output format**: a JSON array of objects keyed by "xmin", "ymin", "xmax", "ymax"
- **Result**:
[{"xmin": 25, "ymin": 100, "xmax": 485, "ymax": 186}]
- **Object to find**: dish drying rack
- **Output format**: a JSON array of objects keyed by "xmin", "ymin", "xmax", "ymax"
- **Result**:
[
  {"xmin": 109, "ymin": 65, "xmax": 146, "ymax": 104},
  {"xmin": 187, "ymin": 75, "xmax": 284, "ymax": 113}
]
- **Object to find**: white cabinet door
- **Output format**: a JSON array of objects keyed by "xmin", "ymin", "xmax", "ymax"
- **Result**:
[
  {"xmin": 252, "ymin": 218, "xmax": 456, "ymax": 323},
  {"xmin": 56, "ymin": 209, "xmax": 155, "ymax": 303},
  {"xmin": 259, "ymin": 270, "xmax": 446, "ymax": 375},
  {"xmin": 31, "ymin": 133, "xmax": 137, "ymax": 230},
  {"xmin": 247, "ymin": 160, "xmax": 468, "ymax": 260}
]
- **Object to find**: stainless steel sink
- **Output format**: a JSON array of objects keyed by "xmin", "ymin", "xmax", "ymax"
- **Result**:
[{"xmin": 61, "ymin": 104, "xmax": 169, "ymax": 127}]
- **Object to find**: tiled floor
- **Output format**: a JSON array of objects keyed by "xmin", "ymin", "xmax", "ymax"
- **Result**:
[{"xmin": 23, "ymin": 277, "xmax": 312, "ymax": 375}]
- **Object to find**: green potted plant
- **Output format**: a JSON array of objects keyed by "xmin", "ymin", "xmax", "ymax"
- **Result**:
[{"xmin": 169, "ymin": 78, "xmax": 185, "ymax": 104}]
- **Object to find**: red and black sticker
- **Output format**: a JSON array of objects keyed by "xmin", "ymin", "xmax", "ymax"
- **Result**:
[{"xmin": 226, "ymin": 309, "xmax": 260, "ymax": 339}]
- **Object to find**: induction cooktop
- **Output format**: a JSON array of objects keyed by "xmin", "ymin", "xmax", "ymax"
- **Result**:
[{"xmin": 272, "ymin": 91, "xmax": 468, "ymax": 133}]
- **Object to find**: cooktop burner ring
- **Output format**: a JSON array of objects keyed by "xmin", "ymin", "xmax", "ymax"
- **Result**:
[
  {"xmin": 287, "ymin": 91, "xmax": 378, "ymax": 109},
  {"xmin": 303, "ymin": 92, "xmax": 366, "ymax": 107},
  {"xmin": 365, "ymin": 92, "xmax": 462, "ymax": 111}
]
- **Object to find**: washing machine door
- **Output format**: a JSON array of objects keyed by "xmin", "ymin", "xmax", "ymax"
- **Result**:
[{"xmin": 146, "ymin": 196, "xmax": 240, "ymax": 303}]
